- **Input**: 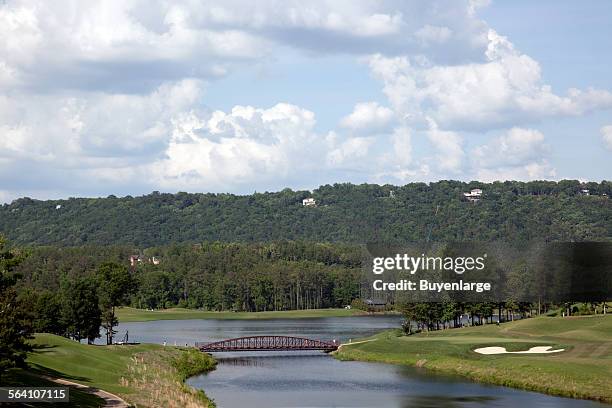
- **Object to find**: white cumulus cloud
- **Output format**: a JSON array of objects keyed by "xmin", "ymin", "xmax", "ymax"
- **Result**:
[
  {"xmin": 0, "ymin": 79, "xmax": 203, "ymax": 162},
  {"xmin": 327, "ymin": 136, "xmax": 375, "ymax": 167},
  {"xmin": 426, "ymin": 119, "xmax": 465, "ymax": 174},
  {"xmin": 601, "ymin": 125, "xmax": 612, "ymax": 151},
  {"xmin": 0, "ymin": 0, "xmax": 492, "ymax": 94},
  {"xmin": 368, "ymin": 30, "xmax": 612, "ymax": 132},
  {"xmin": 471, "ymin": 127, "xmax": 555, "ymax": 181},
  {"xmin": 152, "ymin": 103, "xmax": 325, "ymax": 190},
  {"xmin": 475, "ymin": 161, "xmax": 556, "ymax": 182},
  {"xmin": 472, "ymin": 127, "xmax": 549, "ymax": 168},
  {"xmin": 415, "ymin": 25, "xmax": 452, "ymax": 45},
  {"xmin": 340, "ymin": 102, "xmax": 394, "ymax": 134},
  {"xmin": 0, "ymin": 0, "xmax": 610, "ymax": 201}
]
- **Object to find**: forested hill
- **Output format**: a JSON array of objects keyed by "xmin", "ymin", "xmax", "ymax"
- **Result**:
[{"xmin": 1, "ymin": 180, "xmax": 611, "ymax": 246}]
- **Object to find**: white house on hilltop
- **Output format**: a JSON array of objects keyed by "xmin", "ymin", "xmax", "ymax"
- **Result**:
[
  {"xmin": 130, "ymin": 255, "xmax": 161, "ymax": 267},
  {"xmin": 463, "ymin": 188, "xmax": 482, "ymax": 202},
  {"xmin": 302, "ymin": 197, "xmax": 316, "ymax": 207}
]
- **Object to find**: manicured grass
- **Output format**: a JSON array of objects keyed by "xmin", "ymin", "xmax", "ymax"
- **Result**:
[
  {"xmin": 335, "ymin": 315, "xmax": 612, "ymax": 403},
  {"xmin": 26, "ymin": 333, "xmax": 160, "ymax": 396},
  {"xmin": 22, "ymin": 333, "xmax": 216, "ymax": 407},
  {"xmin": 116, "ymin": 306, "xmax": 365, "ymax": 322},
  {"xmin": 3, "ymin": 368, "xmax": 105, "ymax": 408}
]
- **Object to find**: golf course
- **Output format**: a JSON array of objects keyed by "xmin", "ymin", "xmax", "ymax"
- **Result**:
[
  {"xmin": 5, "ymin": 334, "xmax": 217, "ymax": 407},
  {"xmin": 335, "ymin": 314, "xmax": 612, "ymax": 403},
  {"xmin": 4, "ymin": 314, "xmax": 611, "ymax": 406}
]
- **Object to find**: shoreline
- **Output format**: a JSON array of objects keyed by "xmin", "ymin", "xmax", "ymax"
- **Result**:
[
  {"xmin": 337, "ymin": 349, "xmax": 609, "ymax": 404},
  {"xmin": 116, "ymin": 306, "xmax": 397, "ymax": 322},
  {"xmin": 333, "ymin": 315, "xmax": 612, "ymax": 404},
  {"xmin": 19, "ymin": 316, "xmax": 610, "ymax": 406}
]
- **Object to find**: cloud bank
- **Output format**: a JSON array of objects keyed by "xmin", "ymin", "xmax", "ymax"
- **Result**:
[{"xmin": 0, "ymin": 0, "xmax": 610, "ymax": 201}]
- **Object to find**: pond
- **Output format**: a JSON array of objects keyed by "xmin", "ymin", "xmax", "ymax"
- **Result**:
[{"xmin": 113, "ymin": 317, "xmax": 608, "ymax": 408}]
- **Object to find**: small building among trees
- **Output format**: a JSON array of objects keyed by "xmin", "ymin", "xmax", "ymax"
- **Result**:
[
  {"xmin": 364, "ymin": 298, "xmax": 387, "ymax": 312},
  {"xmin": 463, "ymin": 188, "xmax": 483, "ymax": 202},
  {"xmin": 302, "ymin": 198, "xmax": 316, "ymax": 207}
]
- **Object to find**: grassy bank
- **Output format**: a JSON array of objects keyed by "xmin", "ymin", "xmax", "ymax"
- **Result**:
[
  {"xmin": 7, "ymin": 333, "xmax": 217, "ymax": 407},
  {"xmin": 116, "ymin": 306, "xmax": 365, "ymax": 322},
  {"xmin": 122, "ymin": 345, "xmax": 217, "ymax": 407},
  {"xmin": 3, "ymin": 368, "xmax": 106, "ymax": 407},
  {"xmin": 335, "ymin": 315, "xmax": 612, "ymax": 403}
]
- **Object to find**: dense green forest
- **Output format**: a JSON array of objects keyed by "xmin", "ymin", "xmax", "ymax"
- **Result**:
[
  {"xmin": 9, "ymin": 239, "xmax": 609, "ymax": 346},
  {"xmin": 15, "ymin": 242, "xmax": 363, "ymax": 314},
  {"xmin": 1, "ymin": 181, "xmax": 611, "ymax": 246},
  {"xmin": 1, "ymin": 180, "xmax": 611, "ymax": 348},
  {"xmin": 5, "ymin": 241, "xmax": 366, "ymax": 344}
]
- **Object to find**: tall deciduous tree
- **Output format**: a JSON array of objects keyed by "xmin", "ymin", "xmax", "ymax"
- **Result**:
[
  {"xmin": 60, "ymin": 277, "xmax": 101, "ymax": 344},
  {"xmin": 0, "ymin": 236, "xmax": 31, "ymax": 380}
]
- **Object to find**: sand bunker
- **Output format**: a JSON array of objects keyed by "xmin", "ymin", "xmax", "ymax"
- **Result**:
[{"xmin": 474, "ymin": 346, "xmax": 564, "ymax": 355}]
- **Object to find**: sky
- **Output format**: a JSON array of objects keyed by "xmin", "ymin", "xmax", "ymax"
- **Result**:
[{"xmin": 0, "ymin": 0, "xmax": 611, "ymax": 203}]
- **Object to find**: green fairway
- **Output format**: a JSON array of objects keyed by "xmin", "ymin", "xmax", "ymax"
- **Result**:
[
  {"xmin": 116, "ymin": 306, "xmax": 365, "ymax": 322},
  {"xmin": 335, "ymin": 315, "xmax": 612, "ymax": 403},
  {"xmin": 25, "ymin": 334, "xmax": 159, "ymax": 396},
  {"xmin": 18, "ymin": 333, "xmax": 216, "ymax": 407}
]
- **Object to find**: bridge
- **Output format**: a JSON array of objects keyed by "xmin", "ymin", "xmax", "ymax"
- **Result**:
[{"xmin": 196, "ymin": 336, "xmax": 338, "ymax": 352}]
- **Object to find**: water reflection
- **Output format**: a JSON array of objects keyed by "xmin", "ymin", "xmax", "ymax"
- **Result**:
[
  {"xmin": 189, "ymin": 350, "xmax": 608, "ymax": 408},
  {"xmin": 189, "ymin": 349, "xmax": 608, "ymax": 408},
  {"xmin": 401, "ymin": 396, "xmax": 497, "ymax": 408},
  {"xmin": 111, "ymin": 315, "xmax": 403, "ymax": 346},
  {"xmin": 214, "ymin": 352, "xmax": 326, "ymax": 367},
  {"xmin": 114, "ymin": 317, "xmax": 606, "ymax": 408}
]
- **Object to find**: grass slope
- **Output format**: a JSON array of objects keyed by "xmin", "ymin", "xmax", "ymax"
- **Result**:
[
  {"xmin": 116, "ymin": 306, "xmax": 365, "ymax": 322},
  {"xmin": 335, "ymin": 315, "xmax": 612, "ymax": 403},
  {"xmin": 26, "ymin": 334, "xmax": 159, "ymax": 396},
  {"xmin": 19, "ymin": 333, "xmax": 216, "ymax": 407},
  {"xmin": 3, "ymin": 368, "xmax": 105, "ymax": 408}
]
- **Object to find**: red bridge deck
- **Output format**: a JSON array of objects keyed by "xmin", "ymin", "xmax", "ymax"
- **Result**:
[{"xmin": 196, "ymin": 335, "xmax": 338, "ymax": 352}]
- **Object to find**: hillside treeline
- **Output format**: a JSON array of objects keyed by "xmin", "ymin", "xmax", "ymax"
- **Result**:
[
  {"xmin": 1, "ymin": 180, "xmax": 611, "ymax": 246},
  {"xmin": 12, "ymin": 240, "xmax": 609, "ymax": 343},
  {"xmin": 15, "ymin": 241, "xmax": 363, "ymax": 313}
]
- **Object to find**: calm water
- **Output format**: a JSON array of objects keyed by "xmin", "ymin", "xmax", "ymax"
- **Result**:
[{"xmin": 113, "ymin": 317, "xmax": 608, "ymax": 408}]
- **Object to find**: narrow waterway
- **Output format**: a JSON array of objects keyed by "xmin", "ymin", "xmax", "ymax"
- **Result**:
[{"xmin": 114, "ymin": 317, "xmax": 608, "ymax": 408}]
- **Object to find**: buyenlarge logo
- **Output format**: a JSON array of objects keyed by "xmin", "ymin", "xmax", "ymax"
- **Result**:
[{"xmin": 372, "ymin": 253, "xmax": 487, "ymax": 275}]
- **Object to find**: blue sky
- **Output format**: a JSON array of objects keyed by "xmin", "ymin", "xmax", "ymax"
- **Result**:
[
  {"xmin": 0, "ymin": 0, "xmax": 611, "ymax": 202},
  {"xmin": 481, "ymin": 0, "xmax": 612, "ymax": 180}
]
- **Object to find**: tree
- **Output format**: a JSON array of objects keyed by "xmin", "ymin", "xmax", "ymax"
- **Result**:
[
  {"xmin": 0, "ymin": 236, "xmax": 31, "ymax": 380},
  {"xmin": 441, "ymin": 301, "xmax": 461, "ymax": 328},
  {"xmin": 97, "ymin": 262, "xmax": 134, "ymax": 344},
  {"xmin": 60, "ymin": 277, "xmax": 101, "ymax": 344},
  {"xmin": 136, "ymin": 270, "xmax": 173, "ymax": 310},
  {"xmin": 21, "ymin": 289, "xmax": 66, "ymax": 335}
]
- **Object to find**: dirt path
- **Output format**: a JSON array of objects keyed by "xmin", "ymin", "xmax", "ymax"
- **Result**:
[
  {"xmin": 336, "ymin": 338, "xmax": 377, "ymax": 351},
  {"xmin": 41, "ymin": 376, "xmax": 129, "ymax": 407}
]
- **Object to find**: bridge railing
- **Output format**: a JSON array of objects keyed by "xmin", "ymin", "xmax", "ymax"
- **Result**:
[{"xmin": 196, "ymin": 335, "xmax": 338, "ymax": 352}]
